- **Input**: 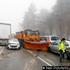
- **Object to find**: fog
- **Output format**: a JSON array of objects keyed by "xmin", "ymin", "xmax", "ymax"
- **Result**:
[
  {"xmin": 0, "ymin": 0, "xmax": 56, "ymax": 33},
  {"xmin": 0, "ymin": 0, "xmax": 70, "ymax": 39},
  {"xmin": 23, "ymin": 0, "xmax": 70, "ymax": 40}
]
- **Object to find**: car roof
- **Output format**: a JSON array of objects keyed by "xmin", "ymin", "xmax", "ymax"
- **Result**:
[{"xmin": 40, "ymin": 35, "xmax": 59, "ymax": 37}]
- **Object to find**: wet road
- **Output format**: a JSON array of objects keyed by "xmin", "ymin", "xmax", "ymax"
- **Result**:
[
  {"xmin": 27, "ymin": 50, "xmax": 70, "ymax": 66},
  {"xmin": 0, "ymin": 47, "xmax": 47, "ymax": 70},
  {"xmin": 0, "ymin": 46, "xmax": 70, "ymax": 70}
]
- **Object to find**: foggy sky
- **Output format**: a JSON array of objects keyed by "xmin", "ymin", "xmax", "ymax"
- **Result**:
[{"xmin": 0, "ymin": 0, "xmax": 56, "ymax": 33}]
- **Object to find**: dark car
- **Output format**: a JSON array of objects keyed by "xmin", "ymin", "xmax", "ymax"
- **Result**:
[{"xmin": 49, "ymin": 41, "xmax": 70, "ymax": 59}]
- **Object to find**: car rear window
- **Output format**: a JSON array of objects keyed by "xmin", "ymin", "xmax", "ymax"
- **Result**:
[
  {"xmin": 51, "ymin": 37, "xmax": 59, "ymax": 40},
  {"xmin": 9, "ymin": 39, "xmax": 18, "ymax": 42}
]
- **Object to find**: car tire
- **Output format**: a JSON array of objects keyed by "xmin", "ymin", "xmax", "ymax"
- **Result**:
[
  {"xmin": 7, "ymin": 47, "xmax": 10, "ymax": 50},
  {"xmin": 17, "ymin": 47, "xmax": 21, "ymax": 50}
]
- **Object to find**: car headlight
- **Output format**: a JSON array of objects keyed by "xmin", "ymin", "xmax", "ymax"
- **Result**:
[{"xmin": 17, "ymin": 44, "xmax": 20, "ymax": 46}]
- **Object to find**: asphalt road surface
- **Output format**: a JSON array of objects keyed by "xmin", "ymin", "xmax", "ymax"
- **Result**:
[
  {"xmin": 27, "ymin": 50, "xmax": 70, "ymax": 66},
  {"xmin": 0, "ymin": 46, "xmax": 70, "ymax": 70},
  {"xmin": 0, "ymin": 46, "xmax": 47, "ymax": 70}
]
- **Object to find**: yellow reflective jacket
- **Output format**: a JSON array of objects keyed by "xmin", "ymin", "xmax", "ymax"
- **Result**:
[{"xmin": 58, "ymin": 41, "xmax": 65, "ymax": 52}]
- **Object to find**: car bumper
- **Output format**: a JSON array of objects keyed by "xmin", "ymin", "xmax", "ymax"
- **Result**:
[{"xmin": 8, "ymin": 45, "xmax": 20, "ymax": 49}]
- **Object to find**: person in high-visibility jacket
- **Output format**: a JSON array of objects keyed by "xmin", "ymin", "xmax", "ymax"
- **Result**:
[{"xmin": 58, "ymin": 38, "xmax": 66, "ymax": 62}]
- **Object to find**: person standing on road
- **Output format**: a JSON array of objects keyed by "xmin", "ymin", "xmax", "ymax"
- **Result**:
[{"xmin": 58, "ymin": 38, "xmax": 66, "ymax": 62}]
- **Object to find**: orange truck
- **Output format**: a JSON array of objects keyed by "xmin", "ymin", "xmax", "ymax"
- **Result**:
[{"xmin": 15, "ymin": 29, "xmax": 50, "ymax": 51}]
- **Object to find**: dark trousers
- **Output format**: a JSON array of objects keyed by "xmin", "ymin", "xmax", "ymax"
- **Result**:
[
  {"xmin": 18, "ymin": 39, "xmax": 24, "ymax": 48},
  {"xmin": 59, "ymin": 50, "xmax": 64, "ymax": 62}
]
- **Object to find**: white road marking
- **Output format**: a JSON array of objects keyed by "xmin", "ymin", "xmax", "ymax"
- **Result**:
[
  {"xmin": 27, "ymin": 50, "xmax": 33, "ymax": 54},
  {"xmin": 0, "ymin": 47, "xmax": 4, "ymax": 55},
  {"xmin": 26, "ymin": 50, "xmax": 53, "ymax": 66},
  {"xmin": 37, "ymin": 56, "xmax": 52, "ymax": 66},
  {"xmin": 0, "ymin": 47, "xmax": 5, "ymax": 60}
]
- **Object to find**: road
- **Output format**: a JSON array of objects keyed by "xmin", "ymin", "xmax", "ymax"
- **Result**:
[
  {"xmin": 0, "ymin": 46, "xmax": 70, "ymax": 70},
  {"xmin": 26, "ymin": 50, "xmax": 70, "ymax": 66},
  {"xmin": 0, "ymin": 46, "xmax": 47, "ymax": 70}
]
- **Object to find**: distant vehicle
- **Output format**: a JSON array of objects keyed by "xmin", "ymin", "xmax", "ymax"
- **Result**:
[
  {"xmin": 7, "ymin": 38, "xmax": 20, "ymax": 49},
  {"xmin": 0, "ymin": 23, "xmax": 11, "ymax": 46},
  {"xmin": 49, "ymin": 41, "xmax": 70, "ymax": 59}
]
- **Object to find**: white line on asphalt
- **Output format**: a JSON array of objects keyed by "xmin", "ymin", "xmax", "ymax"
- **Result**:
[
  {"xmin": 44, "ymin": 58, "xmax": 55, "ymax": 65},
  {"xmin": 0, "ymin": 47, "xmax": 4, "ymax": 55},
  {"xmin": 26, "ymin": 50, "xmax": 53, "ymax": 66},
  {"xmin": 27, "ymin": 50, "xmax": 33, "ymax": 54},
  {"xmin": 37, "ymin": 56, "xmax": 52, "ymax": 66}
]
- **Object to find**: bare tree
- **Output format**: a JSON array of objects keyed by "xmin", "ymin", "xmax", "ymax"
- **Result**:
[
  {"xmin": 53, "ymin": 0, "xmax": 70, "ymax": 39},
  {"xmin": 37, "ymin": 9, "xmax": 50, "ymax": 35},
  {"xmin": 22, "ymin": 0, "xmax": 70, "ymax": 39},
  {"xmin": 23, "ymin": 3, "xmax": 37, "ymax": 30}
]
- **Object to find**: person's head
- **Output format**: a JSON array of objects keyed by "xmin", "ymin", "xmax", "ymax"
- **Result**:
[{"xmin": 61, "ymin": 38, "xmax": 65, "ymax": 42}]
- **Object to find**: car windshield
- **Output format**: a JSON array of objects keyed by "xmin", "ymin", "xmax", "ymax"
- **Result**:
[
  {"xmin": 9, "ymin": 39, "xmax": 18, "ymax": 43},
  {"xmin": 51, "ymin": 37, "xmax": 59, "ymax": 40}
]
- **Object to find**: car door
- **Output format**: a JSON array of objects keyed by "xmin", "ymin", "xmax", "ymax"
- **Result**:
[{"xmin": 50, "ymin": 42, "xmax": 59, "ymax": 53}]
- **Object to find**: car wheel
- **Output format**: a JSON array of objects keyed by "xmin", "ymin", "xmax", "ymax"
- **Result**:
[
  {"xmin": 17, "ymin": 47, "xmax": 21, "ymax": 50},
  {"xmin": 7, "ymin": 47, "xmax": 10, "ymax": 50}
]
